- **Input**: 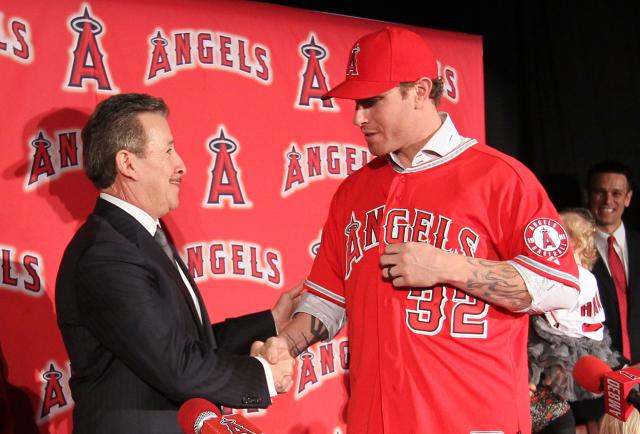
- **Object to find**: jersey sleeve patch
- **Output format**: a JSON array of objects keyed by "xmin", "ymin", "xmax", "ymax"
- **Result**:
[{"xmin": 523, "ymin": 218, "xmax": 569, "ymax": 259}]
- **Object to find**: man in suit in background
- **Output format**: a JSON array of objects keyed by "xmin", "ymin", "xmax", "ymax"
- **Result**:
[
  {"xmin": 573, "ymin": 161, "xmax": 639, "ymax": 430},
  {"xmin": 587, "ymin": 161, "xmax": 639, "ymax": 365},
  {"xmin": 55, "ymin": 93, "xmax": 296, "ymax": 434}
]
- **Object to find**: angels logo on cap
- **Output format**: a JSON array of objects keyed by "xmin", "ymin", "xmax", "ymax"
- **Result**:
[
  {"xmin": 322, "ymin": 26, "xmax": 438, "ymax": 100},
  {"xmin": 346, "ymin": 43, "xmax": 360, "ymax": 76},
  {"xmin": 524, "ymin": 218, "xmax": 569, "ymax": 258}
]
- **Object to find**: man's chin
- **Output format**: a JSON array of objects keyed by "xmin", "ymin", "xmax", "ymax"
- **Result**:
[
  {"xmin": 366, "ymin": 143, "xmax": 385, "ymax": 157},
  {"xmin": 168, "ymin": 198, "xmax": 180, "ymax": 212},
  {"xmin": 597, "ymin": 216, "xmax": 621, "ymax": 228}
]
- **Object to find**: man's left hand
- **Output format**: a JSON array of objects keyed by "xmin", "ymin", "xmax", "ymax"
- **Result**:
[{"xmin": 271, "ymin": 282, "xmax": 303, "ymax": 331}]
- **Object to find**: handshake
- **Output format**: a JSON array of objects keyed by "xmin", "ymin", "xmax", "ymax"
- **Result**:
[
  {"xmin": 254, "ymin": 282, "xmax": 308, "ymax": 393},
  {"xmin": 251, "ymin": 336, "xmax": 294, "ymax": 393}
]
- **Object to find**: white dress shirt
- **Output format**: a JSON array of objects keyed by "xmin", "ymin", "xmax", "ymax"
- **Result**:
[{"xmin": 595, "ymin": 223, "xmax": 629, "ymax": 280}]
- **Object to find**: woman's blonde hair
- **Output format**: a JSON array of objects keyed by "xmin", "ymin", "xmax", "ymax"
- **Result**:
[
  {"xmin": 559, "ymin": 208, "xmax": 598, "ymax": 270},
  {"xmin": 600, "ymin": 409, "xmax": 640, "ymax": 434}
]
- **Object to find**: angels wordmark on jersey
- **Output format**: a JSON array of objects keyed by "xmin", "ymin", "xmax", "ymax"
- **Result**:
[{"xmin": 343, "ymin": 205, "xmax": 481, "ymax": 279}]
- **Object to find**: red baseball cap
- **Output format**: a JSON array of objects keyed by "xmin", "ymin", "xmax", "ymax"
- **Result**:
[{"xmin": 322, "ymin": 26, "xmax": 438, "ymax": 100}]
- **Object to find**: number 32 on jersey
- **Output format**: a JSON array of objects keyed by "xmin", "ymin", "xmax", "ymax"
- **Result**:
[{"xmin": 405, "ymin": 286, "xmax": 489, "ymax": 338}]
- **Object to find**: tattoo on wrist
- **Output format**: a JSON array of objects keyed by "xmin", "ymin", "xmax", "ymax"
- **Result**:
[
  {"xmin": 310, "ymin": 317, "xmax": 329, "ymax": 342},
  {"xmin": 282, "ymin": 333, "xmax": 307, "ymax": 357},
  {"xmin": 281, "ymin": 317, "xmax": 328, "ymax": 357}
]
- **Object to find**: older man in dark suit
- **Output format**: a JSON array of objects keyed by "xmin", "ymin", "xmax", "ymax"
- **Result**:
[{"xmin": 55, "ymin": 94, "xmax": 295, "ymax": 434}]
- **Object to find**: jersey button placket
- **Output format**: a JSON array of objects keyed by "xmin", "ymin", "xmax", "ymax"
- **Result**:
[{"xmin": 378, "ymin": 172, "xmax": 406, "ymax": 430}]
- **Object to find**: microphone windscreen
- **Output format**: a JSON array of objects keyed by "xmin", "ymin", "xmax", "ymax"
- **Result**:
[
  {"xmin": 573, "ymin": 355, "xmax": 612, "ymax": 394},
  {"xmin": 178, "ymin": 398, "xmax": 221, "ymax": 434}
]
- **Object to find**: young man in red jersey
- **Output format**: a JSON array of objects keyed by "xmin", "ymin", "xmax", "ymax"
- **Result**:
[{"xmin": 258, "ymin": 26, "xmax": 580, "ymax": 434}]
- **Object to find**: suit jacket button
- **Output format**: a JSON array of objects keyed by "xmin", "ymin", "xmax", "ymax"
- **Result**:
[{"xmin": 242, "ymin": 395, "xmax": 261, "ymax": 405}]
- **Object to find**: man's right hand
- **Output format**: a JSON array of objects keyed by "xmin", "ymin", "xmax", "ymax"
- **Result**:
[
  {"xmin": 259, "ymin": 336, "xmax": 291, "ymax": 365},
  {"xmin": 251, "ymin": 340, "xmax": 294, "ymax": 393}
]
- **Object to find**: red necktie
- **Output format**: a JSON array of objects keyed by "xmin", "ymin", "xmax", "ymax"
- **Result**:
[{"xmin": 608, "ymin": 235, "xmax": 631, "ymax": 360}]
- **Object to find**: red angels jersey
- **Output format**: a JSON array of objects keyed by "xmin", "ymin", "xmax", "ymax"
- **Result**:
[{"xmin": 304, "ymin": 139, "xmax": 579, "ymax": 434}]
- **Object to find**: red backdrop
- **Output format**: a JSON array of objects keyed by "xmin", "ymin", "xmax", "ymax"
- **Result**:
[{"xmin": 0, "ymin": 1, "xmax": 484, "ymax": 432}]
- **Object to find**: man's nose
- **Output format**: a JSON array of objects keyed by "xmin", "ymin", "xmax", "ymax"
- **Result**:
[
  {"xmin": 175, "ymin": 152, "xmax": 187, "ymax": 175},
  {"xmin": 353, "ymin": 107, "xmax": 367, "ymax": 126}
]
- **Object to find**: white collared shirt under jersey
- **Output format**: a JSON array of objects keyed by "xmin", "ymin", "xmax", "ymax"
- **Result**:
[
  {"xmin": 595, "ymin": 222, "xmax": 629, "ymax": 280},
  {"xmin": 387, "ymin": 112, "xmax": 460, "ymax": 170},
  {"xmin": 99, "ymin": 193, "xmax": 277, "ymax": 396}
]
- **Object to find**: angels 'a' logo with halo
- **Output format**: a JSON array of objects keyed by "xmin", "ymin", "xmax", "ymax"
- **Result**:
[
  {"xmin": 346, "ymin": 43, "xmax": 360, "ymax": 76},
  {"xmin": 523, "ymin": 218, "xmax": 569, "ymax": 258}
]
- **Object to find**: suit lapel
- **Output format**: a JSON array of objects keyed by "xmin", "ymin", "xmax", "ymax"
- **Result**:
[
  {"xmin": 593, "ymin": 252, "xmax": 621, "ymax": 335},
  {"xmin": 174, "ymin": 253, "xmax": 215, "ymax": 343},
  {"xmin": 593, "ymin": 253, "xmax": 615, "ymax": 293},
  {"xmin": 627, "ymin": 230, "xmax": 640, "ymax": 292},
  {"xmin": 93, "ymin": 199, "xmax": 204, "ymax": 333},
  {"xmin": 626, "ymin": 230, "xmax": 640, "ymax": 362}
]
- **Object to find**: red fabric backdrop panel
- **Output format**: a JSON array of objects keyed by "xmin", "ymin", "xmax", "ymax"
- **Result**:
[{"xmin": 0, "ymin": 1, "xmax": 484, "ymax": 432}]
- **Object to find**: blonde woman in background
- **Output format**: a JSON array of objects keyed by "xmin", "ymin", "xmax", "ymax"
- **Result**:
[{"xmin": 529, "ymin": 208, "xmax": 619, "ymax": 434}]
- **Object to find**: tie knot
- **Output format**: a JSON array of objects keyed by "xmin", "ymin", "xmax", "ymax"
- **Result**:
[
  {"xmin": 608, "ymin": 235, "xmax": 616, "ymax": 247},
  {"xmin": 154, "ymin": 225, "xmax": 174, "ymax": 261},
  {"xmin": 155, "ymin": 225, "xmax": 167, "ymax": 241}
]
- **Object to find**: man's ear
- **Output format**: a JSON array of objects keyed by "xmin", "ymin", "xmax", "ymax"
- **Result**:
[
  {"xmin": 414, "ymin": 77, "xmax": 433, "ymax": 108},
  {"xmin": 114, "ymin": 150, "xmax": 138, "ymax": 180},
  {"xmin": 625, "ymin": 189, "xmax": 633, "ymax": 208}
]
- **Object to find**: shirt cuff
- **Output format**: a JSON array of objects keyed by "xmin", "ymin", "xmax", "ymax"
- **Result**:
[
  {"xmin": 510, "ymin": 261, "xmax": 579, "ymax": 313},
  {"xmin": 294, "ymin": 292, "xmax": 346, "ymax": 340},
  {"xmin": 253, "ymin": 356, "xmax": 277, "ymax": 397}
]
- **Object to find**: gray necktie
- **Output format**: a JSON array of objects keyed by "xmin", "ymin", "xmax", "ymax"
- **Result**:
[
  {"xmin": 154, "ymin": 225, "xmax": 175, "ymax": 263},
  {"xmin": 154, "ymin": 225, "xmax": 202, "ymax": 323}
]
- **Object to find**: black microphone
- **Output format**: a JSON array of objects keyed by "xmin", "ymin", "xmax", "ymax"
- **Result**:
[
  {"xmin": 178, "ymin": 398, "xmax": 263, "ymax": 434},
  {"xmin": 573, "ymin": 355, "xmax": 640, "ymax": 421}
]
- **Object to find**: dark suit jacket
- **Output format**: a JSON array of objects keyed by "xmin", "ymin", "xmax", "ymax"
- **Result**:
[
  {"xmin": 593, "ymin": 227, "xmax": 640, "ymax": 364},
  {"xmin": 55, "ymin": 199, "xmax": 276, "ymax": 434}
]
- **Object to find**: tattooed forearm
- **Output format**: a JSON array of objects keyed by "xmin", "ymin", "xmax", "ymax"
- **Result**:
[
  {"xmin": 463, "ymin": 258, "xmax": 531, "ymax": 310},
  {"xmin": 281, "ymin": 315, "xmax": 328, "ymax": 357},
  {"xmin": 282, "ymin": 332, "xmax": 310, "ymax": 357},
  {"xmin": 310, "ymin": 316, "xmax": 329, "ymax": 342}
]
